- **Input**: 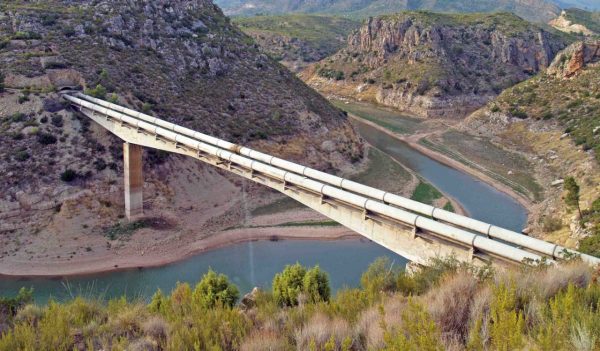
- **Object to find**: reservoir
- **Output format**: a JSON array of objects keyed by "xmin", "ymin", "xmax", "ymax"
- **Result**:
[{"xmin": 0, "ymin": 103, "xmax": 528, "ymax": 303}]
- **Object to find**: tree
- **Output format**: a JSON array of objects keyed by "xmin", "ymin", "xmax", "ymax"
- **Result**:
[
  {"xmin": 303, "ymin": 265, "xmax": 331, "ymax": 303},
  {"xmin": 360, "ymin": 257, "xmax": 398, "ymax": 299},
  {"xmin": 192, "ymin": 269, "xmax": 239, "ymax": 308},
  {"xmin": 273, "ymin": 263, "xmax": 306, "ymax": 306},
  {"xmin": 273, "ymin": 263, "xmax": 331, "ymax": 306},
  {"xmin": 564, "ymin": 177, "xmax": 582, "ymax": 218}
]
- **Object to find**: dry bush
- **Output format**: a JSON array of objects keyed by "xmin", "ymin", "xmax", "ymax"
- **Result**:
[
  {"xmin": 295, "ymin": 312, "xmax": 354, "ymax": 350},
  {"xmin": 424, "ymin": 271, "xmax": 479, "ymax": 344},
  {"xmin": 241, "ymin": 330, "xmax": 288, "ymax": 351},
  {"xmin": 128, "ymin": 337, "xmax": 158, "ymax": 351},
  {"xmin": 108, "ymin": 303, "xmax": 148, "ymax": 338},
  {"xmin": 142, "ymin": 316, "xmax": 169, "ymax": 343},
  {"xmin": 534, "ymin": 261, "xmax": 592, "ymax": 299},
  {"xmin": 14, "ymin": 305, "xmax": 43, "ymax": 325},
  {"xmin": 467, "ymin": 285, "xmax": 492, "ymax": 345},
  {"xmin": 355, "ymin": 295, "xmax": 407, "ymax": 350}
]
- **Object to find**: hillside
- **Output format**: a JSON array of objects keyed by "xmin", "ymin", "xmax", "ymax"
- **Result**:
[
  {"xmin": 234, "ymin": 14, "xmax": 360, "ymax": 71},
  {"xmin": 0, "ymin": 257, "xmax": 597, "ymax": 350},
  {"xmin": 463, "ymin": 40, "xmax": 600, "ymax": 253},
  {"xmin": 217, "ymin": 0, "xmax": 561, "ymax": 22},
  {"xmin": 0, "ymin": 1, "xmax": 363, "ymax": 272},
  {"xmin": 550, "ymin": 8, "xmax": 600, "ymax": 35},
  {"xmin": 555, "ymin": 0, "xmax": 600, "ymax": 11},
  {"xmin": 302, "ymin": 12, "xmax": 571, "ymax": 118}
]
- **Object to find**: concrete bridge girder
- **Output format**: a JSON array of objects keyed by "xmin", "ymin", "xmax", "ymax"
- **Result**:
[{"xmin": 79, "ymin": 107, "xmax": 483, "ymax": 266}]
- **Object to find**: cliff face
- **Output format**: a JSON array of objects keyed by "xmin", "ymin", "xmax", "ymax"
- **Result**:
[
  {"xmin": 0, "ymin": 1, "xmax": 363, "ymax": 239},
  {"xmin": 303, "ymin": 12, "xmax": 570, "ymax": 118},
  {"xmin": 547, "ymin": 40, "xmax": 600, "ymax": 78}
]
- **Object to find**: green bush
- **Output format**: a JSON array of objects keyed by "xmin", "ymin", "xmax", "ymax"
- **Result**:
[
  {"xmin": 37, "ymin": 132, "xmax": 56, "ymax": 145},
  {"xmin": 272, "ymin": 263, "xmax": 331, "ymax": 306},
  {"xmin": 84, "ymin": 84, "xmax": 107, "ymax": 99},
  {"xmin": 14, "ymin": 150, "xmax": 30, "ymax": 162},
  {"xmin": 192, "ymin": 269, "xmax": 239, "ymax": 308},
  {"xmin": 60, "ymin": 169, "xmax": 77, "ymax": 182}
]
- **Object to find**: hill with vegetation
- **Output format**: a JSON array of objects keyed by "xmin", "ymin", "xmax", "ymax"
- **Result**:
[
  {"xmin": 217, "ymin": 0, "xmax": 561, "ymax": 22},
  {"xmin": 463, "ymin": 40, "xmax": 600, "ymax": 254},
  {"xmin": 0, "ymin": 0, "xmax": 363, "ymax": 274},
  {"xmin": 301, "ymin": 12, "xmax": 572, "ymax": 118},
  {"xmin": 550, "ymin": 8, "xmax": 600, "ymax": 35},
  {"xmin": 0, "ymin": 257, "xmax": 598, "ymax": 350},
  {"xmin": 234, "ymin": 14, "xmax": 360, "ymax": 71}
]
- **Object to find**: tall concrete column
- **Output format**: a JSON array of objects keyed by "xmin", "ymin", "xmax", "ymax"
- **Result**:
[{"xmin": 124, "ymin": 142, "xmax": 143, "ymax": 220}]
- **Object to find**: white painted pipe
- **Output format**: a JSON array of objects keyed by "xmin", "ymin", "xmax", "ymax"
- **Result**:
[{"xmin": 65, "ymin": 94, "xmax": 600, "ymax": 266}]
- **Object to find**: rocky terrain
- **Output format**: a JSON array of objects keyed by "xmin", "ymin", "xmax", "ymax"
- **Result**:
[
  {"xmin": 217, "ymin": 0, "xmax": 561, "ymax": 22},
  {"xmin": 549, "ymin": 8, "xmax": 600, "ymax": 35},
  {"xmin": 234, "ymin": 14, "xmax": 359, "ymax": 72},
  {"xmin": 0, "ymin": 0, "xmax": 363, "ymax": 272},
  {"xmin": 302, "ymin": 12, "xmax": 571, "ymax": 118},
  {"xmin": 463, "ymin": 39, "xmax": 600, "ymax": 252}
]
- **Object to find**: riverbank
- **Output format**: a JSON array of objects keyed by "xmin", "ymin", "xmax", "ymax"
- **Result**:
[
  {"xmin": 0, "ymin": 220, "xmax": 359, "ymax": 278},
  {"xmin": 348, "ymin": 114, "xmax": 533, "ymax": 210}
]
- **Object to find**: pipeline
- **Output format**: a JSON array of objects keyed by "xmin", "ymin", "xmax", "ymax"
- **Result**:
[{"xmin": 64, "ymin": 93, "xmax": 600, "ymax": 266}]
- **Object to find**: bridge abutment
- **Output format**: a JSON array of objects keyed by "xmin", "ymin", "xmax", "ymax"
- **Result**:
[{"xmin": 123, "ymin": 142, "xmax": 143, "ymax": 220}]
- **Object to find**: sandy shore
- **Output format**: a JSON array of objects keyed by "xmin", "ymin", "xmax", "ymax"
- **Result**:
[
  {"xmin": 0, "ymin": 223, "xmax": 359, "ymax": 278},
  {"xmin": 349, "ymin": 114, "xmax": 533, "ymax": 209}
]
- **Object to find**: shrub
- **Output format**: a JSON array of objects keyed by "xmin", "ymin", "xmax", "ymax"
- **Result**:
[
  {"xmin": 84, "ymin": 84, "xmax": 107, "ymax": 99},
  {"xmin": 541, "ymin": 216, "xmax": 563, "ymax": 232},
  {"xmin": 579, "ymin": 234, "xmax": 600, "ymax": 257},
  {"xmin": 509, "ymin": 107, "xmax": 528, "ymax": 119},
  {"xmin": 14, "ymin": 150, "xmax": 30, "ymax": 162},
  {"xmin": 360, "ymin": 257, "xmax": 399, "ymax": 299},
  {"xmin": 37, "ymin": 132, "xmax": 57, "ymax": 145},
  {"xmin": 50, "ymin": 114, "xmax": 63, "ymax": 127},
  {"xmin": 60, "ymin": 169, "xmax": 78, "ymax": 182},
  {"xmin": 192, "ymin": 269, "xmax": 239, "ymax": 308},
  {"xmin": 303, "ymin": 266, "xmax": 331, "ymax": 303},
  {"xmin": 273, "ymin": 263, "xmax": 306, "ymax": 306}
]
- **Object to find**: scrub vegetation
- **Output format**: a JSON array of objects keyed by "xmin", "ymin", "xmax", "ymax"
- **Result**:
[{"xmin": 2, "ymin": 256, "xmax": 597, "ymax": 350}]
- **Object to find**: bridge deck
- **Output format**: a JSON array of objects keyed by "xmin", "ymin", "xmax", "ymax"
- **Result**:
[{"xmin": 63, "ymin": 92, "xmax": 600, "ymax": 267}]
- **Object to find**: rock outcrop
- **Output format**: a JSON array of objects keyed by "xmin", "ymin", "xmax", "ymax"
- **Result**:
[
  {"xmin": 303, "ymin": 12, "xmax": 569, "ymax": 118},
  {"xmin": 547, "ymin": 40, "xmax": 600, "ymax": 78}
]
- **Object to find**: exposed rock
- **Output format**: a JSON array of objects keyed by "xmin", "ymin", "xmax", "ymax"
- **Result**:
[
  {"xmin": 549, "ymin": 10, "xmax": 594, "ymax": 36},
  {"xmin": 547, "ymin": 40, "xmax": 600, "ymax": 78},
  {"xmin": 303, "ymin": 12, "xmax": 568, "ymax": 118},
  {"xmin": 240, "ymin": 287, "xmax": 261, "ymax": 310}
]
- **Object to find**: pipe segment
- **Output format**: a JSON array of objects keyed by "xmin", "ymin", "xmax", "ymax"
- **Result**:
[{"xmin": 66, "ymin": 93, "xmax": 600, "ymax": 265}]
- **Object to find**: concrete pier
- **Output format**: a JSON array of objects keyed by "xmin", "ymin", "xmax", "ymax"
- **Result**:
[{"xmin": 124, "ymin": 142, "xmax": 143, "ymax": 220}]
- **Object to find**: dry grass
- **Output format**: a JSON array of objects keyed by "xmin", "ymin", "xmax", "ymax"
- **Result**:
[
  {"xmin": 142, "ymin": 316, "xmax": 169, "ymax": 344},
  {"xmin": 424, "ymin": 271, "xmax": 479, "ymax": 344},
  {"xmin": 355, "ymin": 295, "xmax": 407, "ymax": 350},
  {"xmin": 294, "ymin": 312, "xmax": 354, "ymax": 350},
  {"xmin": 240, "ymin": 330, "xmax": 288, "ymax": 351}
]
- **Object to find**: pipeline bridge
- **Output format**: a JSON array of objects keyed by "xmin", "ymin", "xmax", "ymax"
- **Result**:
[{"xmin": 63, "ymin": 92, "xmax": 600, "ymax": 267}]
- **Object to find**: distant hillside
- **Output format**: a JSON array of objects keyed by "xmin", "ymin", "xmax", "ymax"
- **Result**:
[
  {"xmin": 464, "ymin": 40, "xmax": 600, "ymax": 250},
  {"xmin": 234, "ymin": 15, "xmax": 360, "ymax": 71},
  {"xmin": 301, "ymin": 12, "xmax": 571, "ymax": 118},
  {"xmin": 554, "ymin": 0, "xmax": 600, "ymax": 11},
  {"xmin": 550, "ymin": 8, "xmax": 600, "ymax": 35},
  {"xmin": 216, "ymin": 0, "xmax": 561, "ymax": 22}
]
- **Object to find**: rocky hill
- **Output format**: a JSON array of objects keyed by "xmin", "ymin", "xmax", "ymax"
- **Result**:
[
  {"xmin": 0, "ymin": 1, "xmax": 363, "ymax": 264},
  {"xmin": 302, "ymin": 12, "xmax": 571, "ymax": 118},
  {"xmin": 549, "ymin": 8, "xmax": 600, "ymax": 36},
  {"xmin": 463, "ymin": 39, "xmax": 600, "ymax": 253},
  {"xmin": 234, "ymin": 15, "xmax": 360, "ymax": 72},
  {"xmin": 217, "ymin": 0, "xmax": 561, "ymax": 22}
]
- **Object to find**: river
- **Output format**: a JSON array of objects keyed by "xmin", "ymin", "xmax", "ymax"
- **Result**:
[{"xmin": 0, "ymin": 104, "xmax": 528, "ymax": 304}]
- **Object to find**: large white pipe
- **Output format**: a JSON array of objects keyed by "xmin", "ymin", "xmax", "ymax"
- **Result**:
[
  {"xmin": 65, "ymin": 94, "xmax": 553, "ymax": 265},
  {"xmin": 66, "ymin": 93, "xmax": 600, "ymax": 266}
]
